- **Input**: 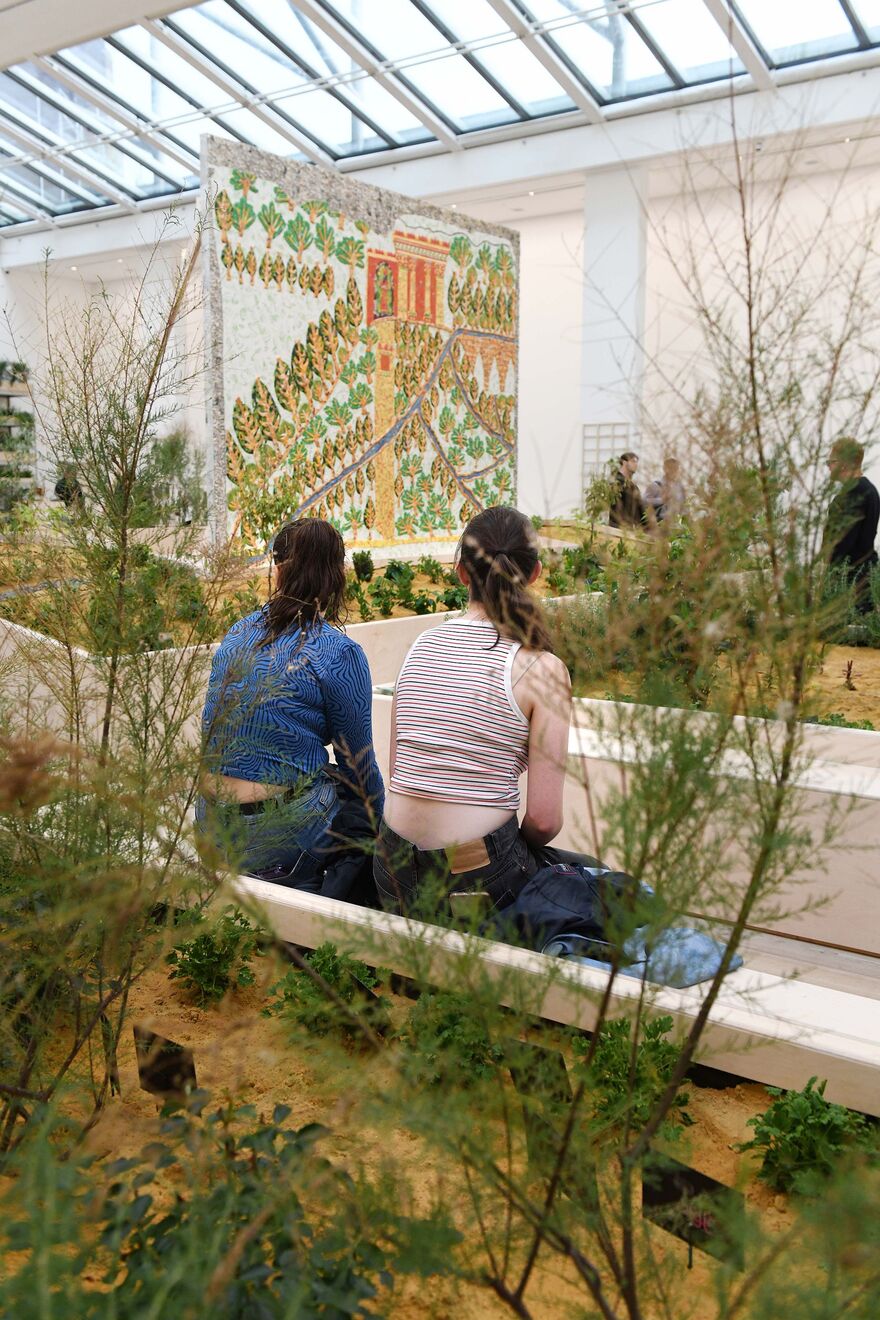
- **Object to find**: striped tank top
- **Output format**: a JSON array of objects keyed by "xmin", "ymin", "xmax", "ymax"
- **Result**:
[{"xmin": 390, "ymin": 618, "xmax": 530, "ymax": 811}]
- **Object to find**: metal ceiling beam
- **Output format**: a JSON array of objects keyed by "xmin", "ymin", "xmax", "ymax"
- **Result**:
[
  {"xmin": 29, "ymin": 56, "xmax": 199, "ymax": 174},
  {"xmin": 407, "ymin": 0, "xmax": 529, "ymax": 120},
  {"xmin": 140, "ymin": 17, "xmax": 335, "ymax": 166},
  {"xmin": 484, "ymin": 0, "xmax": 605, "ymax": 123},
  {"xmin": 223, "ymin": 0, "xmax": 395, "ymax": 148},
  {"xmin": 1, "ymin": 72, "xmax": 186, "ymax": 189},
  {"xmin": 0, "ymin": 139, "xmax": 110, "ymax": 210},
  {"xmin": 0, "ymin": 113, "xmax": 135, "ymax": 208},
  {"xmin": 0, "ymin": 181, "xmax": 53, "ymax": 223},
  {"xmin": 288, "ymin": 0, "xmax": 461, "ymax": 150},
  {"xmin": 701, "ymin": 0, "xmax": 776, "ymax": 90}
]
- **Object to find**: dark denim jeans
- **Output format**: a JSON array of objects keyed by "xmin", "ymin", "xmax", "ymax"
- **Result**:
[
  {"xmin": 374, "ymin": 815, "xmax": 539, "ymax": 916},
  {"xmin": 195, "ymin": 773, "xmax": 339, "ymax": 887}
]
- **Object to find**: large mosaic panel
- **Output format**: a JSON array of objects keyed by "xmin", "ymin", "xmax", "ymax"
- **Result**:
[{"xmin": 202, "ymin": 139, "xmax": 518, "ymax": 550}]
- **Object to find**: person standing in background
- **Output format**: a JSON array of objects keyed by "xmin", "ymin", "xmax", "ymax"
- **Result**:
[
  {"xmin": 825, "ymin": 437, "xmax": 879, "ymax": 613},
  {"xmin": 609, "ymin": 451, "xmax": 646, "ymax": 529},
  {"xmin": 644, "ymin": 456, "xmax": 686, "ymax": 525}
]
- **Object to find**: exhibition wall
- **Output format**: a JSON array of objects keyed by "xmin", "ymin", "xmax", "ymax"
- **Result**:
[{"xmin": 203, "ymin": 138, "xmax": 518, "ymax": 549}]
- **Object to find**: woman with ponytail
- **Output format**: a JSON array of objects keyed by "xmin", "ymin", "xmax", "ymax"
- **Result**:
[
  {"xmin": 198, "ymin": 518, "xmax": 383, "ymax": 883},
  {"xmin": 375, "ymin": 506, "xmax": 572, "ymax": 915}
]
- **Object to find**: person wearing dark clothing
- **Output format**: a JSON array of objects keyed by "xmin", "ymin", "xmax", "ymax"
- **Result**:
[
  {"xmin": 825, "ymin": 438, "xmax": 879, "ymax": 613},
  {"xmin": 55, "ymin": 466, "xmax": 84, "ymax": 511},
  {"xmin": 609, "ymin": 451, "xmax": 646, "ymax": 529}
]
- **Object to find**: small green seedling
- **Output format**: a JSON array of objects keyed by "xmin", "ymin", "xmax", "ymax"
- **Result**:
[
  {"xmin": 368, "ymin": 577, "xmax": 396, "ymax": 618},
  {"xmin": 167, "ymin": 907, "xmax": 260, "ymax": 1004},
  {"xmin": 416, "ymin": 555, "xmax": 444, "ymax": 584},
  {"xmin": 410, "ymin": 590, "xmax": 437, "ymax": 615}
]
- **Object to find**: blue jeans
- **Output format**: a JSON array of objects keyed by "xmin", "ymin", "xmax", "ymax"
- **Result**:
[
  {"xmin": 374, "ymin": 815, "xmax": 538, "ymax": 916},
  {"xmin": 196, "ymin": 773, "xmax": 339, "ymax": 887}
]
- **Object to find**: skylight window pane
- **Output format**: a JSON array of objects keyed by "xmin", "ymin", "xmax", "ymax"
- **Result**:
[
  {"xmin": 236, "ymin": 0, "xmax": 431, "ymax": 143},
  {"xmin": 71, "ymin": 143, "xmax": 188, "ymax": 196},
  {"xmin": 851, "ymin": 1, "xmax": 880, "ymax": 38},
  {"xmin": 274, "ymin": 86, "xmax": 383, "ymax": 154},
  {"xmin": 523, "ymin": 0, "xmax": 672, "ymax": 100},
  {"xmin": 172, "ymin": 3, "xmax": 311, "ymax": 95},
  {"xmin": 101, "ymin": 29, "xmax": 229, "ymax": 110},
  {"xmin": 632, "ymin": 0, "xmax": 745, "ymax": 82},
  {"xmin": 10, "ymin": 64, "xmax": 132, "ymax": 138},
  {"xmin": 0, "ymin": 75, "xmax": 88, "ymax": 148},
  {"xmin": 325, "ymin": 0, "xmax": 517, "ymax": 129},
  {"xmin": 734, "ymin": 0, "xmax": 859, "ymax": 64},
  {"xmin": 60, "ymin": 37, "xmax": 203, "ymax": 125},
  {"xmin": 427, "ymin": 0, "xmax": 575, "ymax": 114},
  {"xmin": 219, "ymin": 107, "xmax": 308, "ymax": 156},
  {"xmin": 0, "ymin": 156, "xmax": 102, "ymax": 212},
  {"xmin": 161, "ymin": 115, "xmax": 235, "ymax": 153}
]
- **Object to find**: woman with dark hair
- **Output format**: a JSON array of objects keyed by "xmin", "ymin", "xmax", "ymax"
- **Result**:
[
  {"xmin": 375, "ymin": 506, "xmax": 572, "ymax": 915},
  {"xmin": 198, "ymin": 518, "xmax": 383, "ymax": 883}
]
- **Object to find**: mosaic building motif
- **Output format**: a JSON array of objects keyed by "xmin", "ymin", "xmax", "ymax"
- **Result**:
[{"xmin": 206, "ymin": 149, "xmax": 518, "ymax": 549}]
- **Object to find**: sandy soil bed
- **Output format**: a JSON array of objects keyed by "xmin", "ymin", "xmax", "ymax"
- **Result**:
[
  {"xmin": 579, "ymin": 644, "xmax": 880, "ymax": 727},
  {"xmin": 77, "ymin": 962, "xmax": 786, "ymax": 1319}
]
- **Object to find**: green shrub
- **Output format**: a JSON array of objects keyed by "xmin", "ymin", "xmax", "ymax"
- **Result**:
[
  {"xmin": 809, "ymin": 712, "xmax": 875, "ymax": 730},
  {"xmin": 264, "ymin": 942, "xmax": 389, "ymax": 1040},
  {"xmin": 368, "ymin": 577, "xmax": 396, "ymax": 618},
  {"xmin": 546, "ymin": 567, "xmax": 574, "ymax": 596},
  {"xmin": 530, "ymin": 513, "xmax": 544, "ymax": 532},
  {"xmin": 352, "ymin": 549, "xmax": 374, "ymax": 582},
  {"xmin": 348, "ymin": 580, "xmax": 374, "ymax": 622},
  {"xmin": 737, "ymin": 1077, "xmax": 876, "ymax": 1195},
  {"xmin": 571, "ymin": 1014, "xmax": 692, "ymax": 1134},
  {"xmin": 410, "ymin": 590, "xmax": 436, "ymax": 615},
  {"xmin": 562, "ymin": 542, "xmax": 604, "ymax": 585},
  {"xmin": 440, "ymin": 582, "xmax": 468, "ymax": 610},
  {"xmin": 167, "ymin": 907, "xmax": 260, "ymax": 1004},
  {"xmin": 416, "ymin": 555, "xmax": 444, "ymax": 584},
  {"xmin": 0, "ymin": 1101, "xmax": 458, "ymax": 1315},
  {"xmin": 384, "ymin": 559, "xmax": 415, "ymax": 592},
  {"xmin": 400, "ymin": 991, "xmax": 503, "ymax": 1088}
]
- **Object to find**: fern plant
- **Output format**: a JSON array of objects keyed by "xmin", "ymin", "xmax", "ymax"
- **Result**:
[
  {"xmin": 400, "ymin": 991, "xmax": 503, "ymax": 1088},
  {"xmin": 167, "ymin": 908, "xmax": 260, "ymax": 1004},
  {"xmin": 571, "ymin": 1014, "xmax": 692, "ymax": 1135},
  {"xmin": 264, "ymin": 942, "xmax": 388, "ymax": 1040}
]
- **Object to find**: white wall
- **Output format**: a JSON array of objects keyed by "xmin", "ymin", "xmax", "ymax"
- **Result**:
[
  {"xmin": 511, "ymin": 210, "xmax": 584, "ymax": 519},
  {"xmin": 643, "ymin": 160, "xmax": 880, "ymax": 492},
  {"xmin": 1, "ymin": 249, "xmax": 208, "ymax": 493}
]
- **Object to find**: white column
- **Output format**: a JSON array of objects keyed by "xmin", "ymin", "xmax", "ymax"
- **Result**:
[
  {"xmin": 515, "ymin": 209, "xmax": 585, "ymax": 519},
  {"xmin": 581, "ymin": 166, "xmax": 648, "ymax": 479}
]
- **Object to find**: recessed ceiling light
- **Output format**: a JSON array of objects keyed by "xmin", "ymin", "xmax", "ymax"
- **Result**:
[
  {"xmin": 117, "ymin": 257, "xmax": 123, "ymax": 263},
  {"xmin": 528, "ymin": 190, "xmax": 535, "ymax": 196},
  {"xmin": 450, "ymin": 203, "xmax": 457, "ymax": 209},
  {"xmin": 844, "ymin": 136, "xmax": 852, "ymax": 143},
  {"xmin": 70, "ymin": 265, "xmax": 77, "ymax": 271}
]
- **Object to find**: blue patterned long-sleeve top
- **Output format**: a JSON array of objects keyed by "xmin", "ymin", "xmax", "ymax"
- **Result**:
[{"xmin": 202, "ymin": 611, "xmax": 384, "ymax": 812}]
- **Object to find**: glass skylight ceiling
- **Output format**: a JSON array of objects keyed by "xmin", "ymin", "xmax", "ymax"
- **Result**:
[{"xmin": 0, "ymin": 0, "xmax": 878, "ymax": 228}]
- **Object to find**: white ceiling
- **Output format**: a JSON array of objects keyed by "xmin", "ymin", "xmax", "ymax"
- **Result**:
[{"xmin": 0, "ymin": 0, "xmax": 199, "ymax": 67}]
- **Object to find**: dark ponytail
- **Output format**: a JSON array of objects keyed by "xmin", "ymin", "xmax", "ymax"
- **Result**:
[
  {"xmin": 260, "ymin": 518, "xmax": 347, "ymax": 646},
  {"xmin": 456, "ymin": 506, "xmax": 553, "ymax": 652}
]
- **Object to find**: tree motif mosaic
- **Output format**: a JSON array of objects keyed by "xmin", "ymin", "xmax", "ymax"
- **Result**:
[{"xmin": 205, "ymin": 147, "xmax": 518, "ymax": 550}]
